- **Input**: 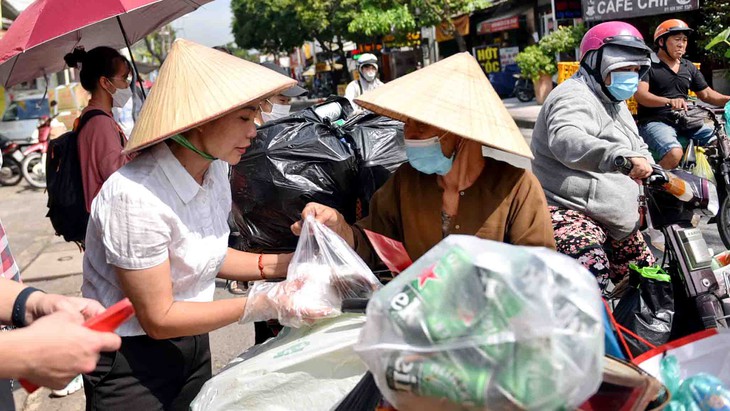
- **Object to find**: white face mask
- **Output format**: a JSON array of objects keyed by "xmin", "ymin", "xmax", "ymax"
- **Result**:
[
  {"xmin": 271, "ymin": 103, "xmax": 291, "ymax": 118},
  {"xmin": 261, "ymin": 101, "xmax": 291, "ymax": 123},
  {"xmin": 110, "ymin": 86, "xmax": 133, "ymax": 108},
  {"xmin": 362, "ymin": 71, "xmax": 377, "ymax": 82}
]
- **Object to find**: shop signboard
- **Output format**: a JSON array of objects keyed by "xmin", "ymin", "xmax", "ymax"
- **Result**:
[
  {"xmin": 383, "ymin": 32, "xmax": 422, "ymax": 48},
  {"xmin": 556, "ymin": 0, "xmax": 583, "ymax": 19},
  {"xmin": 473, "ymin": 45, "xmax": 501, "ymax": 75},
  {"xmin": 349, "ymin": 43, "xmax": 383, "ymax": 57},
  {"xmin": 499, "ymin": 46, "xmax": 520, "ymax": 67},
  {"xmin": 476, "ymin": 16, "xmax": 520, "ymax": 35},
  {"xmin": 582, "ymin": 0, "xmax": 699, "ymax": 21}
]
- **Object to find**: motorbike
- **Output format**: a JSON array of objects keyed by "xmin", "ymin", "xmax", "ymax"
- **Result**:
[
  {"xmin": 676, "ymin": 104, "xmax": 730, "ymax": 249},
  {"xmin": 512, "ymin": 74, "xmax": 534, "ymax": 103},
  {"xmin": 20, "ymin": 106, "xmax": 64, "ymax": 189},
  {"xmin": 615, "ymin": 156, "xmax": 730, "ymax": 338},
  {"xmin": 0, "ymin": 134, "xmax": 25, "ymax": 186}
]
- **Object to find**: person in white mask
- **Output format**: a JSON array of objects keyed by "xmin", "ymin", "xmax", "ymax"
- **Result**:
[
  {"xmin": 255, "ymin": 63, "xmax": 308, "ymax": 125},
  {"xmin": 345, "ymin": 53, "xmax": 384, "ymax": 112},
  {"xmin": 64, "ymin": 47, "xmax": 131, "ymax": 215}
]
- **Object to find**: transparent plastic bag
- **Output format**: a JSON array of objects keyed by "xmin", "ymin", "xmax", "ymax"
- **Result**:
[
  {"xmin": 661, "ymin": 355, "xmax": 730, "ymax": 411},
  {"xmin": 692, "ymin": 147, "xmax": 716, "ymax": 185},
  {"xmin": 355, "ymin": 235, "xmax": 604, "ymax": 411},
  {"xmin": 241, "ymin": 215, "xmax": 381, "ymax": 327}
]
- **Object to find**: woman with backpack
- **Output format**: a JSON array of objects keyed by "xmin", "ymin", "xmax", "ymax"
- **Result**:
[
  {"xmin": 81, "ymin": 40, "xmax": 329, "ymax": 410},
  {"xmin": 64, "ymin": 47, "xmax": 132, "ymax": 213}
]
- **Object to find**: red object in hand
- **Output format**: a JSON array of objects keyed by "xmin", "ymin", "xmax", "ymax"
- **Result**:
[
  {"xmin": 20, "ymin": 298, "xmax": 135, "ymax": 393},
  {"xmin": 363, "ymin": 230, "xmax": 413, "ymax": 274}
]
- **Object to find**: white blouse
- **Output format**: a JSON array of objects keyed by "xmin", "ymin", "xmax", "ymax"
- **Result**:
[{"xmin": 82, "ymin": 143, "xmax": 231, "ymax": 337}]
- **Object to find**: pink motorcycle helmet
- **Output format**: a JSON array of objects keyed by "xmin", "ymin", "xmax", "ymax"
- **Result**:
[{"xmin": 580, "ymin": 21, "xmax": 651, "ymax": 61}]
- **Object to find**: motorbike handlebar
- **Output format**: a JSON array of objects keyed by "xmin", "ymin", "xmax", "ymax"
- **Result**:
[
  {"xmin": 614, "ymin": 156, "xmax": 634, "ymax": 176},
  {"xmin": 615, "ymin": 156, "xmax": 669, "ymax": 185}
]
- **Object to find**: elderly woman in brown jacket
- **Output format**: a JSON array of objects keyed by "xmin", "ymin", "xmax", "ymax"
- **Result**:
[{"xmin": 293, "ymin": 53, "xmax": 555, "ymax": 264}]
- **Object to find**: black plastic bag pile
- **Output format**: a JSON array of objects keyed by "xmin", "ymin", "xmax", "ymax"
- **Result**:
[
  {"xmin": 343, "ymin": 113, "xmax": 407, "ymax": 214},
  {"xmin": 231, "ymin": 97, "xmax": 406, "ymax": 253},
  {"xmin": 613, "ymin": 265, "xmax": 675, "ymax": 357}
]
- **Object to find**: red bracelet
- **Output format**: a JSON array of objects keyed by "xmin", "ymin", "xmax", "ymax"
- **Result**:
[{"xmin": 258, "ymin": 253, "xmax": 266, "ymax": 280}]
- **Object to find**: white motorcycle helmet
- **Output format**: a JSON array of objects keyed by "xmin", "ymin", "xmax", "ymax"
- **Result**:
[{"xmin": 357, "ymin": 53, "xmax": 379, "ymax": 83}]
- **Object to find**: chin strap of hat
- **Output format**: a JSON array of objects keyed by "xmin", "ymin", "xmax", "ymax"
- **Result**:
[
  {"xmin": 658, "ymin": 35, "xmax": 670, "ymax": 56},
  {"xmin": 580, "ymin": 48, "xmax": 621, "ymax": 104},
  {"xmin": 170, "ymin": 134, "xmax": 217, "ymax": 161}
]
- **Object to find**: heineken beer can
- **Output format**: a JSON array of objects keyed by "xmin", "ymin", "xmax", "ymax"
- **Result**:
[
  {"xmin": 387, "ymin": 246, "xmax": 487, "ymax": 344},
  {"xmin": 385, "ymin": 353, "xmax": 491, "ymax": 407}
]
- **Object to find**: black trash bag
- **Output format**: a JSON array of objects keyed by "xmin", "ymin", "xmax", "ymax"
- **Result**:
[
  {"xmin": 342, "ymin": 113, "xmax": 407, "ymax": 217},
  {"xmin": 231, "ymin": 98, "xmax": 359, "ymax": 253},
  {"xmin": 613, "ymin": 265, "xmax": 674, "ymax": 357},
  {"xmin": 334, "ymin": 372, "xmax": 383, "ymax": 411}
]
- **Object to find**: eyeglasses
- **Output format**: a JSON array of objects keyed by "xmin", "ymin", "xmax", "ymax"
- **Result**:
[{"xmin": 108, "ymin": 74, "xmax": 133, "ymax": 85}]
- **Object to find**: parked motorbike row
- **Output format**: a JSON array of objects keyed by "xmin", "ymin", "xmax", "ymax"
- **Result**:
[{"xmin": 0, "ymin": 101, "xmax": 64, "ymax": 188}]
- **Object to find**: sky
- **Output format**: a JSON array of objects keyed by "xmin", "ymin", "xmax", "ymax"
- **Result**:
[{"xmin": 171, "ymin": 0, "xmax": 235, "ymax": 47}]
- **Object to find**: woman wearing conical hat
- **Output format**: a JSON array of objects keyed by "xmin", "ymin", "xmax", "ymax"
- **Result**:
[
  {"xmin": 293, "ymin": 53, "xmax": 556, "ymax": 262},
  {"xmin": 80, "ymin": 40, "xmax": 330, "ymax": 410}
]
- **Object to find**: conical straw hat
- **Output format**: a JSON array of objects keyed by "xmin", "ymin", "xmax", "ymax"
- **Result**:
[
  {"xmin": 355, "ymin": 52, "xmax": 532, "ymax": 159},
  {"xmin": 126, "ymin": 39, "xmax": 296, "ymax": 153}
]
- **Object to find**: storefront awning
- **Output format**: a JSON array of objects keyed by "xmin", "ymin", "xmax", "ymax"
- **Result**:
[{"xmin": 476, "ymin": 4, "xmax": 533, "ymax": 35}]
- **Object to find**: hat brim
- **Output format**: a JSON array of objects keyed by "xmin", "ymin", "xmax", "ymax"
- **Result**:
[
  {"xmin": 606, "ymin": 39, "xmax": 652, "ymax": 54},
  {"xmin": 354, "ymin": 52, "xmax": 533, "ymax": 160},
  {"xmin": 125, "ymin": 39, "xmax": 297, "ymax": 154},
  {"xmin": 280, "ymin": 85, "xmax": 308, "ymax": 97},
  {"xmin": 125, "ymin": 86, "xmax": 293, "ymax": 154}
]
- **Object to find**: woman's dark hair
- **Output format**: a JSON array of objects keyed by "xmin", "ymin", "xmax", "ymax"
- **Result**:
[{"xmin": 63, "ymin": 46, "xmax": 130, "ymax": 92}]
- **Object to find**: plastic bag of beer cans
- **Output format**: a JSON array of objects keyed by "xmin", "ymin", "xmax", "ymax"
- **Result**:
[
  {"xmin": 242, "ymin": 215, "xmax": 381, "ymax": 327},
  {"xmin": 355, "ymin": 235, "xmax": 604, "ymax": 411}
]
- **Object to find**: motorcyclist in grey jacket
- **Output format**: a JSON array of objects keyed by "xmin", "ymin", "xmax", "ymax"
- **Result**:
[{"xmin": 531, "ymin": 21, "xmax": 656, "ymax": 291}]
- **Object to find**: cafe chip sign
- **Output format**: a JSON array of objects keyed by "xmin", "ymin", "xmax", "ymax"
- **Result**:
[{"xmin": 582, "ymin": 0, "xmax": 698, "ymax": 21}]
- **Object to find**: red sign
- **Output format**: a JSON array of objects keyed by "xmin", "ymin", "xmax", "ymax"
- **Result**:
[
  {"xmin": 350, "ymin": 43, "xmax": 383, "ymax": 56},
  {"xmin": 477, "ymin": 16, "xmax": 520, "ymax": 35}
]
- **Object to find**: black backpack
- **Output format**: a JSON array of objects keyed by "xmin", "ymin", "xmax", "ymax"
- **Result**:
[{"xmin": 46, "ymin": 109, "xmax": 110, "ymax": 244}]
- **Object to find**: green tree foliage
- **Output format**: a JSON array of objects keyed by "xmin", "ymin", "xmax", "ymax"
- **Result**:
[
  {"xmin": 231, "ymin": 0, "xmax": 307, "ymax": 54},
  {"xmin": 349, "ymin": 0, "xmax": 492, "ymax": 52},
  {"xmin": 538, "ymin": 25, "xmax": 586, "ymax": 57},
  {"xmin": 698, "ymin": 1, "xmax": 730, "ymax": 64},
  {"xmin": 515, "ymin": 45, "xmax": 555, "ymax": 81},
  {"xmin": 231, "ymin": 0, "xmax": 363, "ymax": 81},
  {"xmin": 515, "ymin": 25, "xmax": 586, "ymax": 81}
]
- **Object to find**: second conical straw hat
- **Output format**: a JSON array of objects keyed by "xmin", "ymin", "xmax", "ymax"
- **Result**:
[
  {"xmin": 355, "ymin": 52, "xmax": 532, "ymax": 159},
  {"xmin": 126, "ymin": 39, "xmax": 296, "ymax": 153}
]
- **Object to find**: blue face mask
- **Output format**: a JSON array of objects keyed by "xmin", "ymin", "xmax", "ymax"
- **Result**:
[
  {"xmin": 404, "ymin": 135, "xmax": 453, "ymax": 175},
  {"xmin": 607, "ymin": 71, "xmax": 639, "ymax": 101}
]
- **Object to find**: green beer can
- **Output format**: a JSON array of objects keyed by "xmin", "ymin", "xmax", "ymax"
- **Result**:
[
  {"xmin": 385, "ymin": 353, "xmax": 491, "ymax": 407},
  {"xmin": 387, "ymin": 246, "xmax": 487, "ymax": 344},
  {"xmin": 494, "ymin": 343, "xmax": 558, "ymax": 409}
]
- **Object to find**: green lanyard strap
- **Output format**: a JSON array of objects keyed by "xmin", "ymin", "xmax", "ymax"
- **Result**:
[{"xmin": 170, "ymin": 134, "xmax": 216, "ymax": 161}]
